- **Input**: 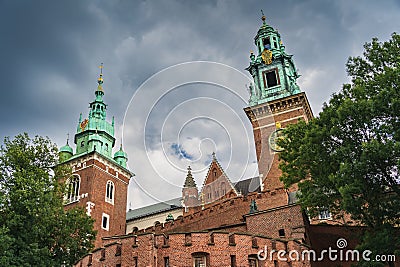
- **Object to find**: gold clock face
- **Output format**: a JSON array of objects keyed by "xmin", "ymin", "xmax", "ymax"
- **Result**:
[
  {"xmin": 268, "ymin": 129, "xmax": 284, "ymax": 152},
  {"xmin": 261, "ymin": 49, "xmax": 273, "ymax": 65}
]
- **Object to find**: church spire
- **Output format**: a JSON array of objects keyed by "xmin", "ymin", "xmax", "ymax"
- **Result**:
[
  {"xmin": 183, "ymin": 166, "xmax": 197, "ymax": 188},
  {"xmin": 246, "ymin": 15, "xmax": 301, "ymax": 106},
  {"xmin": 74, "ymin": 64, "xmax": 116, "ymax": 159}
]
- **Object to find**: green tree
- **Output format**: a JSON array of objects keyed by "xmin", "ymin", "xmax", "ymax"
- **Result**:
[
  {"xmin": 0, "ymin": 133, "xmax": 96, "ymax": 266},
  {"xmin": 279, "ymin": 33, "xmax": 400, "ymax": 265}
]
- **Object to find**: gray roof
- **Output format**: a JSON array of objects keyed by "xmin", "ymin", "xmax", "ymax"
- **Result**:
[
  {"xmin": 233, "ymin": 176, "xmax": 261, "ymax": 195},
  {"xmin": 126, "ymin": 197, "xmax": 182, "ymax": 221}
]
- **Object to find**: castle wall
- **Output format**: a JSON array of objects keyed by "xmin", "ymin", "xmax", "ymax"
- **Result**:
[{"xmin": 75, "ymin": 232, "xmax": 312, "ymax": 267}]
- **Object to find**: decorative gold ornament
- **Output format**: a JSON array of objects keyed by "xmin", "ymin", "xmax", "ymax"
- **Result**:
[
  {"xmin": 80, "ymin": 118, "xmax": 89, "ymax": 131},
  {"xmin": 261, "ymin": 49, "xmax": 273, "ymax": 64}
]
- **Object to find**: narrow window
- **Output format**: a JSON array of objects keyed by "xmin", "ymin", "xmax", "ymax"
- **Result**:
[
  {"xmin": 193, "ymin": 255, "xmax": 206, "ymax": 267},
  {"xmin": 221, "ymin": 182, "xmax": 226, "ymax": 195},
  {"xmin": 263, "ymin": 37, "xmax": 271, "ymax": 50},
  {"xmin": 230, "ymin": 255, "xmax": 237, "ymax": 267},
  {"xmin": 133, "ymin": 257, "xmax": 138, "ymax": 267},
  {"xmin": 248, "ymin": 255, "xmax": 258, "ymax": 267},
  {"xmin": 272, "ymin": 36, "xmax": 278, "ymax": 49},
  {"xmin": 105, "ymin": 180, "xmax": 115, "ymax": 204},
  {"xmin": 102, "ymin": 213, "xmax": 110, "ymax": 231},
  {"xmin": 105, "ymin": 143, "xmax": 109, "ymax": 151},
  {"xmin": 164, "ymin": 257, "xmax": 170, "ymax": 267},
  {"xmin": 80, "ymin": 141, "xmax": 85, "ymax": 147},
  {"xmin": 213, "ymin": 169, "xmax": 217, "ymax": 178},
  {"xmin": 278, "ymin": 228, "xmax": 285, "ymax": 237},
  {"xmin": 65, "ymin": 175, "xmax": 80, "ymax": 204}
]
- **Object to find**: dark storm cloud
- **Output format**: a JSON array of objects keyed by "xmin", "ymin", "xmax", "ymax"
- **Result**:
[{"xmin": 1, "ymin": 0, "xmax": 400, "ymax": 207}]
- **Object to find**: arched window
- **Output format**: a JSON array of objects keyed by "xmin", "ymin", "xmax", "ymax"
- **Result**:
[
  {"xmin": 221, "ymin": 182, "xmax": 226, "ymax": 195},
  {"xmin": 105, "ymin": 180, "xmax": 115, "ymax": 204},
  {"xmin": 65, "ymin": 175, "xmax": 80, "ymax": 204}
]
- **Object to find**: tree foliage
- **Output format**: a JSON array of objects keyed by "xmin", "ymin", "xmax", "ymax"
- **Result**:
[
  {"xmin": 0, "ymin": 133, "xmax": 96, "ymax": 266},
  {"xmin": 279, "ymin": 33, "xmax": 400, "ymax": 263}
]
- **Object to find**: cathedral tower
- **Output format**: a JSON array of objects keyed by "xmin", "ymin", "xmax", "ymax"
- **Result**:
[
  {"xmin": 244, "ymin": 15, "xmax": 313, "ymax": 193},
  {"xmin": 59, "ymin": 65, "xmax": 133, "ymax": 248}
]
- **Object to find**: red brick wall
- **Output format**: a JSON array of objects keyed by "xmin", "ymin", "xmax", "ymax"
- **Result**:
[
  {"xmin": 244, "ymin": 92, "xmax": 313, "ymax": 193},
  {"xmin": 246, "ymin": 204, "xmax": 308, "ymax": 240},
  {"xmin": 62, "ymin": 152, "xmax": 131, "ymax": 248},
  {"xmin": 75, "ymin": 232, "xmax": 312, "ymax": 267}
]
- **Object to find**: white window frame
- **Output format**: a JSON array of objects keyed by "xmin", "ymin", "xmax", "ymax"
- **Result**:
[
  {"xmin": 105, "ymin": 180, "xmax": 115, "ymax": 204},
  {"xmin": 193, "ymin": 255, "xmax": 206, "ymax": 267},
  {"xmin": 319, "ymin": 208, "xmax": 332, "ymax": 220},
  {"xmin": 64, "ymin": 175, "xmax": 80, "ymax": 204},
  {"xmin": 102, "ymin": 213, "xmax": 110, "ymax": 231}
]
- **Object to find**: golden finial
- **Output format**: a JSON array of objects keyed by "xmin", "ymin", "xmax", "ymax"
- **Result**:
[
  {"xmin": 97, "ymin": 63, "xmax": 104, "ymax": 91},
  {"xmin": 261, "ymin": 9, "xmax": 266, "ymax": 23}
]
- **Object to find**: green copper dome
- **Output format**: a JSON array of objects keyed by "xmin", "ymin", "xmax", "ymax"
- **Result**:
[
  {"xmin": 114, "ymin": 144, "xmax": 128, "ymax": 167},
  {"xmin": 59, "ymin": 138, "xmax": 73, "ymax": 163},
  {"xmin": 60, "ymin": 143, "xmax": 73, "ymax": 154}
]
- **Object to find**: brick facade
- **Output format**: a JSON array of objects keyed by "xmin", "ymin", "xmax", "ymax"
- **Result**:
[
  {"xmin": 244, "ymin": 92, "xmax": 313, "ymax": 192},
  {"xmin": 63, "ymin": 152, "xmax": 131, "ymax": 248},
  {"xmin": 76, "ymin": 232, "xmax": 311, "ymax": 267}
]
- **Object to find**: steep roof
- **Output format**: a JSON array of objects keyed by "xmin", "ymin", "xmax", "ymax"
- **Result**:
[
  {"xmin": 126, "ymin": 197, "xmax": 182, "ymax": 222},
  {"xmin": 233, "ymin": 176, "xmax": 261, "ymax": 196},
  {"xmin": 200, "ymin": 153, "xmax": 238, "ymax": 196}
]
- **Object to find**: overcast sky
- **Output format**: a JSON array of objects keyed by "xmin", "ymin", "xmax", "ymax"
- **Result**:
[{"xmin": 1, "ymin": 0, "xmax": 400, "ymax": 209}]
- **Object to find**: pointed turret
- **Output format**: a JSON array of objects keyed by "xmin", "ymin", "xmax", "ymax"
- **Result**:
[
  {"xmin": 182, "ymin": 166, "xmax": 200, "ymax": 211},
  {"xmin": 74, "ymin": 64, "xmax": 116, "ymax": 158},
  {"xmin": 246, "ymin": 13, "xmax": 301, "ymax": 105}
]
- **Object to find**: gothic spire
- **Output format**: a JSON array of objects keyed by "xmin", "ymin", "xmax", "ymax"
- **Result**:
[{"xmin": 183, "ymin": 166, "xmax": 197, "ymax": 188}]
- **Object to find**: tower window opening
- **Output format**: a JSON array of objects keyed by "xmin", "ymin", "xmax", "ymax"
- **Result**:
[
  {"xmin": 65, "ymin": 175, "xmax": 80, "ymax": 204},
  {"xmin": 80, "ymin": 141, "xmax": 85, "ymax": 147},
  {"xmin": 105, "ymin": 143, "xmax": 109, "ymax": 151},
  {"xmin": 102, "ymin": 213, "xmax": 110, "ymax": 231},
  {"xmin": 272, "ymin": 36, "xmax": 278, "ymax": 49},
  {"xmin": 105, "ymin": 180, "xmax": 115, "ymax": 204},
  {"xmin": 263, "ymin": 69, "xmax": 280, "ymax": 88},
  {"xmin": 263, "ymin": 38, "xmax": 271, "ymax": 50}
]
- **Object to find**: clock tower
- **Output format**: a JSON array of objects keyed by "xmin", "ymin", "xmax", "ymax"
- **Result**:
[
  {"xmin": 59, "ymin": 65, "xmax": 133, "ymax": 248},
  {"xmin": 244, "ymin": 15, "xmax": 313, "ymax": 193}
]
